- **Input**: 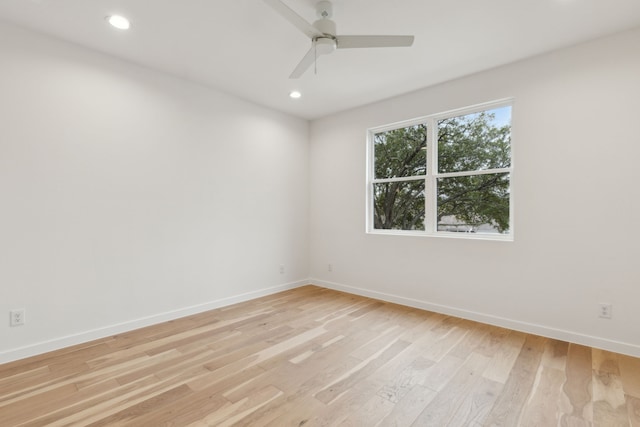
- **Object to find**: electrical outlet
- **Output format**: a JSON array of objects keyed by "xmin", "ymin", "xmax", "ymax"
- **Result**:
[
  {"xmin": 598, "ymin": 303, "xmax": 612, "ymax": 319},
  {"xmin": 327, "ymin": 263, "xmax": 333, "ymax": 272},
  {"xmin": 279, "ymin": 264, "xmax": 285, "ymax": 274},
  {"xmin": 10, "ymin": 309, "xmax": 25, "ymax": 327}
]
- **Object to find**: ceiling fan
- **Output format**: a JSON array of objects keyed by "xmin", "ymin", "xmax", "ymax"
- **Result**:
[{"xmin": 263, "ymin": 0, "xmax": 415, "ymax": 78}]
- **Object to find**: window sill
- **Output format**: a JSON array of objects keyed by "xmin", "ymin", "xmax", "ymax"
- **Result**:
[{"xmin": 367, "ymin": 229, "xmax": 513, "ymax": 242}]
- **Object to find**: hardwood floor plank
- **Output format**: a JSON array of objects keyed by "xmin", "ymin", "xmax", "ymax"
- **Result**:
[
  {"xmin": 0, "ymin": 342, "xmax": 112, "ymax": 378},
  {"xmin": 516, "ymin": 339, "xmax": 569, "ymax": 426},
  {"xmin": 448, "ymin": 321, "xmax": 491, "ymax": 359},
  {"xmin": 377, "ymin": 356, "xmax": 435, "ymax": 403},
  {"xmin": 420, "ymin": 354, "xmax": 466, "ymax": 392},
  {"xmin": 378, "ymin": 385, "xmax": 438, "ymax": 427},
  {"xmin": 475, "ymin": 327, "xmax": 512, "ymax": 358},
  {"xmin": 1, "ymin": 285, "xmax": 639, "ymax": 426},
  {"xmin": 255, "ymin": 396, "xmax": 326, "ymax": 427},
  {"xmin": 619, "ymin": 354, "xmax": 640, "ymax": 399},
  {"xmin": 314, "ymin": 339, "xmax": 410, "ymax": 404},
  {"xmin": 446, "ymin": 377, "xmax": 503, "ymax": 426},
  {"xmin": 482, "ymin": 334, "xmax": 546, "ymax": 426},
  {"xmin": 85, "ymin": 384, "xmax": 192, "ymax": 426},
  {"xmin": 58, "ymin": 384, "xmax": 162, "ymax": 426},
  {"xmin": 309, "ymin": 334, "xmax": 430, "ymax": 425},
  {"xmin": 349, "ymin": 325, "xmax": 402, "ymax": 360},
  {"xmin": 19, "ymin": 379, "xmax": 122, "ymax": 427},
  {"xmin": 395, "ymin": 312, "xmax": 444, "ymax": 343},
  {"xmin": 337, "ymin": 394, "xmax": 395, "ymax": 426},
  {"xmin": 33, "ymin": 375, "xmax": 160, "ymax": 427},
  {"xmin": 592, "ymin": 350, "xmax": 630, "ymax": 427},
  {"xmin": 0, "ymin": 365, "xmax": 50, "ymax": 392},
  {"xmin": 519, "ymin": 365, "xmax": 566, "ymax": 427},
  {"xmin": 193, "ymin": 385, "xmax": 284, "ymax": 427},
  {"xmin": 123, "ymin": 388, "xmax": 229, "ymax": 427},
  {"xmin": 560, "ymin": 343, "xmax": 594, "ymax": 425},
  {"xmin": 482, "ymin": 330, "xmax": 526, "ymax": 384},
  {"xmin": 115, "ymin": 349, "xmax": 212, "ymax": 385},
  {"xmin": 627, "ymin": 394, "xmax": 640, "ymax": 427},
  {"xmin": 348, "ymin": 301, "xmax": 385, "ymax": 319},
  {"xmin": 0, "ymin": 383, "xmax": 78, "ymax": 426},
  {"xmin": 541, "ymin": 339, "xmax": 569, "ymax": 370},
  {"xmin": 411, "ymin": 352, "xmax": 492, "ymax": 425},
  {"xmin": 289, "ymin": 333, "xmax": 345, "ymax": 365}
]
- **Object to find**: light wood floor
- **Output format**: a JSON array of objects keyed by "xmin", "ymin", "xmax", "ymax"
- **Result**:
[{"xmin": 1, "ymin": 286, "xmax": 639, "ymax": 426}]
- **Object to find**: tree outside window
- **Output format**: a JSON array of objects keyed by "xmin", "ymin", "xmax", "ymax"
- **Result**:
[{"xmin": 369, "ymin": 102, "xmax": 512, "ymax": 238}]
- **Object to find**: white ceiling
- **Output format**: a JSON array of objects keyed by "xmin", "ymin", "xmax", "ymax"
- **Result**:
[{"xmin": 1, "ymin": 0, "xmax": 640, "ymax": 120}]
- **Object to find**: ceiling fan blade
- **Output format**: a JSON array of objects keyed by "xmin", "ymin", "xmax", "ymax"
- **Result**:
[
  {"xmin": 263, "ymin": 0, "xmax": 323, "ymax": 39},
  {"xmin": 289, "ymin": 46, "xmax": 316, "ymax": 79},
  {"xmin": 336, "ymin": 35, "xmax": 415, "ymax": 49}
]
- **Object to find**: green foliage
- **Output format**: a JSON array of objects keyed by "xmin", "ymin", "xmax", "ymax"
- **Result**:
[
  {"xmin": 437, "ymin": 173, "xmax": 510, "ymax": 233},
  {"xmin": 373, "ymin": 110, "xmax": 511, "ymax": 233},
  {"xmin": 437, "ymin": 111, "xmax": 511, "ymax": 232},
  {"xmin": 373, "ymin": 181, "xmax": 425, "ymax": 230},
  {"xmin": 374, "ymin": 124, "xmax": 427, "ymax": 178},
  {"xmin": 373, "ymin": 124, "xmax": 426, "ymax": 230},
  {"xmin": 437, "ymin": 111, "xmax": 510, "ymax": 173}
]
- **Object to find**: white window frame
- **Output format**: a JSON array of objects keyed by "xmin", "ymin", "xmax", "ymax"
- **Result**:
[{"xmin": 366, "ymin": 99, "xmax": 514, "ymax": 241}]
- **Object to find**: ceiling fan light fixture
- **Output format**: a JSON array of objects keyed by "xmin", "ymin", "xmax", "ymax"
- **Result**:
[
  {"xmin": 289, "ymin": 91, "xmax": 302, "ymax": 99},
  {"xmin": 315, "ymin": 37, "xmax": 336, "ymax": 55},
  {"xmin": 107, "ymin": 15, "xmax": 131, "ymax": 30}
]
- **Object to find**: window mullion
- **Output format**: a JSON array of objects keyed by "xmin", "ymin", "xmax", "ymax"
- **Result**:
[
  {"xmin": 372, "ymin": 175, "xmax": 426, "ymax": 184},
  {"xmin": 436, "ymin": 167, "xmax": 512, "ymax": 179},
  {"xmin": 425, "ymin": 118, "xmax": 437, "ymax": 233}
]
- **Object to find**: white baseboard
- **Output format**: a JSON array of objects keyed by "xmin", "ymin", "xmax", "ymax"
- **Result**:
[
  {"xmin": 310, "ymin": 278, "xmax": 640, "ymax": 358},
  {"xmin": 0, "ymin": 280, "xmax": 309, "ymax": 365},
  {"xmin": 4, "ymin": 278, "xmax": 638, "ymax": 364}
]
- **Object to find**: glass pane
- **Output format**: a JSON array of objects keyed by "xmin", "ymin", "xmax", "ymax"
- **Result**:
[
  {"xmin": 373, "ymin": 180, "xmax": 425, "ymax": 230},
  {"xmin": 437, "ymin": 173, "xmax": 510, "ymax": 234},
  {"xmin": 438, "ymin": 106, "xmax": 511, "ymax": 173},
  {"xmin": 374, "ymin": 124, "xmax": 427, "ymax": 179}
]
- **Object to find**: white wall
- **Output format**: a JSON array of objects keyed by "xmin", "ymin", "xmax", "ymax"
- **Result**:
[
  {"xmin": 2, "ymin": 20, "xmax": 639, "ymax": 365},
  {"xmin": 309, "ymin": 28, "xmax": 640, "ymax": 357},
  {"xmin": 0, "ymin": 22, "xmax": 309, "ymax": 363}
]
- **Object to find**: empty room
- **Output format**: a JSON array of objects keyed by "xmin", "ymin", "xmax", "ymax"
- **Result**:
[{"xmin": 1, "ymin": 0, "xmax": 640, "ymax": 425}]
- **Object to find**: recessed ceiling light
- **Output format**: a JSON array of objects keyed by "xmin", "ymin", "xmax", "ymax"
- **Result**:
[
  {"xmin": 289, "ymin": 91, "xmax": 302, "ymax": 99},
  {"xmin": 107, "ymin": 15, "xmax": 130, "ymax": 30}
]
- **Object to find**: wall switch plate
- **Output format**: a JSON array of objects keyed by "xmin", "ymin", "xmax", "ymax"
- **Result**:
[
  {"xmin": 10, "ymin": 309, "xmax": 25, "ymax": 326},
  {"xmin": 598, "ymin": 303, "xmax": 612, "ymax": 319}
]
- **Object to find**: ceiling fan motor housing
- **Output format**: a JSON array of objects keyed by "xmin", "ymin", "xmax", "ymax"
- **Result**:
[
  {"xmin": 313, "ymin": 16, "xmax": 336, "ymax": 36},
  {"xmin": 312, "ymin": 8, "xmax": 337, "ymax": 55},
  {"xmin": 312, "ymin": 15, "xmax": 337, "ymax": 55}
]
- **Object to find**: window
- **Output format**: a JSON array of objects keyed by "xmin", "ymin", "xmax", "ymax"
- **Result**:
[{"xmin": 367, "ymin": 100, "xmax": 513, "ymax": 239}]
